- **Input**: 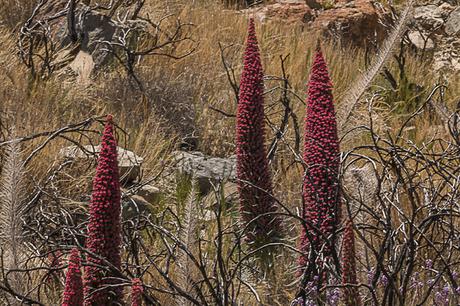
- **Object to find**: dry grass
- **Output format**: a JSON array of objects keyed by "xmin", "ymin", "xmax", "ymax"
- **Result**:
[
  {"xmin": 1, "ymin": 0, "xmax": 459, "ymax": 304},
  {"xmin": 0, "ymin": 0, "xmax": 35, "ymax": 29}
]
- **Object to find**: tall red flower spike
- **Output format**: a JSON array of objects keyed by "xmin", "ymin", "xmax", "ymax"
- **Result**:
[
  {"xmin": 299, "ymin": 46, "xmax": 341, "ymax": 278},
  {"xmin": 131, "ymin": 278, "xmax": 143, "ymax": 306},
  {"xmin": 341, "ymin": 219, "xmax": 361, "ymax": 306},
  {"xmin": 62, "ymin": 248, "xmax": 84, "ymax": 306},
  {"xmin": 236, "ymin": 18, "xmax": 281, "ymax": 248},
  {"xmin": 84, "ymin": 115, "xmax": 122, "ymax": 305}
]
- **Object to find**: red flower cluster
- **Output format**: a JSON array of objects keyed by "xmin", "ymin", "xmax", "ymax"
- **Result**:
[
  {"xmin": 62, "ymin": 248, "xmax": 84, "ymax": 306},
  {"xmin": 341, "ymin": 219, "xmax": 361, "ymax": 306},
  {"xmin": 299, "ymin": 47, "xmax": 341, "ymax": 274},
  {"xmin": 236, "ymin": 18, "xmax": 281, "ymax": 247},
  {"xmin": 84, "ymin": 115, "xmax": 122, "ymax": 305},
  {"xmin": 131, "ymin": 278, "xmax": 143, "ymax": 306}
]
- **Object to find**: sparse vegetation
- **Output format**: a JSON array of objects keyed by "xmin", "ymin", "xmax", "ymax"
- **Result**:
[{"xmin": 0, "ymin": 0, "xmax": 459, "ymax": 305}]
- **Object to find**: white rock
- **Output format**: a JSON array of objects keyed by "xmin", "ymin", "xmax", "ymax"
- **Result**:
[
  {"xmin": 408, "ymin": 31, "xmax": 435, "ymax": 50},
  {"xmin": 60, "ymin": 145, "xmax": 143, "ymax": 183},
  {"xmin": 68, "ymin": 51, "xmax": 94, "ymax": 84}
]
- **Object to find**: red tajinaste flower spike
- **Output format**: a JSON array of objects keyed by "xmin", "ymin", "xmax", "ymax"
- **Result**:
[
  {"xmin": 84, "ymin": 115, "xmax": 122, "ymax": 305},
  {"xmin": 341, "ymin": 219, "xmax": 361, "ymax": 306},
  {"xmin": 236, "ymin": 18, "xmax": 281, "ymax": 247},
  {"xmin": 299, "ymin": 45, "xmax": 341, "ymax": 277},
  {"xmin": 131, "ymin": 278, "xmax": 143, "ymax": 306},
  {"xmin": 62, "ymin": 248, "xmax": 84, "ymax": 306}
]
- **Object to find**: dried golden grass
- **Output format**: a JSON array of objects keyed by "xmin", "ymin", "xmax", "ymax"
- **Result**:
[{"xmin": 1, "ymin": 1, "xmax": 459, "ymax": 304}]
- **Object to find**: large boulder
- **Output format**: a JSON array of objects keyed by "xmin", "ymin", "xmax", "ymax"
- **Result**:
[
  {"xmin": 433, "ymin": 40, "xmax": 460, "ymax": 72},
  {"xmin": 310, "ymin": 0, "xmax": 389, "ymax": 46},
  {"xmin": 262, "ymin": 2, "xmax": 314, "ymax": 23},
  {"xmin": 76, "ymin": 7, "xmax": 118, "ymax": 68},
  {"xmin": 247, "ymin": 0, "xmax": 390, "ymax": 46},
  {"xmin": 60, "ymin": 145, "xmax": 144, "ymax": 183}
]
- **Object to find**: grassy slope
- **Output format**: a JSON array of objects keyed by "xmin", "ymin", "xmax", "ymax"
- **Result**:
[{"xmin": 1, "ymin": 0, "xmax": 459, "ymax": 304}]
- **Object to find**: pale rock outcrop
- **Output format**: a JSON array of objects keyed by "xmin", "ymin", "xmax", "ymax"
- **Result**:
[{"xmin": 60, "ymin": 145, "xmax": 144, "ymax": 183}]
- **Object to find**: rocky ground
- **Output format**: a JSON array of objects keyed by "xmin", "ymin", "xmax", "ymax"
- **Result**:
[
  {"xmin": 244, "ymin": 0, "xmax": 460, "ymax": 73},
  {"xmin": 410, "ymin": 1, "xmax": 460, "ymax": 72},
  {"xmin": 248, "ymin": 0, "xmax": 389, "ymax": 46},
  {"xmin": 28, "ymin": 0, "xmax": 458, "ymax": 81}
]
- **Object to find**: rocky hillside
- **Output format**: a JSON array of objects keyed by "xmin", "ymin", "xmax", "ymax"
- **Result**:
[{"xmin": 243, "ymin": 0, "xmax": 460, "ymax": 73}]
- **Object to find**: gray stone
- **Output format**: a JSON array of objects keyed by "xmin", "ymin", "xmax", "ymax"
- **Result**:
[
  {"xmin": 433, "ymin": 39, "xmax": 460, "ymax": 72},
  {"xmin": 173, "ymin": 151, "xmax": 236, "ymax": 194},
  {"xmin": 78, "ymin": 8, "xmax": 117, "ymax": 68},
  {"xmin": 410, "ymin": 3, "xmax": 460, "ymax": 74},
  {"xmin": 414, "ymin": 5, "xmax": 440, "ymax": 19},
  {"xmin": 60, "ymin": 145, "xmax": 144, "ymax": 183},
  {"xmin": 305, "ymin": 0, "xmax": 322, "ymax": 10},
  {"xmin": 58, "ymin": 5, "xmax": 119, "ymax": 69},
  {"xmin": 445, "ymin": 7, "xmax": 460, "ymax": 35}
]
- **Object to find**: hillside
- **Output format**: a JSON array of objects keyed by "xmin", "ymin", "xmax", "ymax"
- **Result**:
[{"xmin": 0, "ymin": 0, "xmax": 460, "ymax": 305}]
